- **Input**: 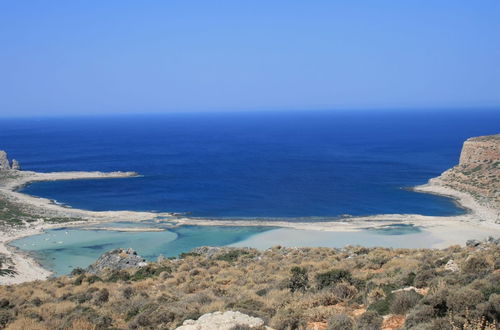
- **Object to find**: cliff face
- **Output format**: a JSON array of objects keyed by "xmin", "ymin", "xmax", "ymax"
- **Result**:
[{"xmin": 436, "ymin": 134, "xmax": 499, "ymax": 210}]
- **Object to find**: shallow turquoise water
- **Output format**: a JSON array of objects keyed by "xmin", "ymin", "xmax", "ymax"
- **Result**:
[
  {"xmin": 11, "ymin": 224, "xmax": 271, "ymax": 276},
  {"xmin": 11, "ymin": 222, "xmax": 435, "ymax": 276}
]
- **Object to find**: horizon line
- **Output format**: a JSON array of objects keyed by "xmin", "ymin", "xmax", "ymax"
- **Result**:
[{"xmin": 0, "ymin": 106, "xmax": 499, "ymax": 120}]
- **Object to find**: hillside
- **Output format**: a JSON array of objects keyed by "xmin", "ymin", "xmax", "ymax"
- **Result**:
[{"xmin": 0, "ymin": 242, "xmax": 499, "ymax": 329}]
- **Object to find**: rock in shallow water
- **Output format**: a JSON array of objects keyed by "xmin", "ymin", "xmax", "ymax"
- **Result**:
[{"xmin": 86, "ymin": 248, "xmax": 147, "ymax": 274}]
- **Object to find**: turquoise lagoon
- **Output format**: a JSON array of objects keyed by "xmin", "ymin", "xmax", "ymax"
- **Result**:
[
  {"xmin": 10, "ymin": 223, "xmax": 271, "ymax": 276},
  {"xmin": 11, "ymin": 222, "xmax": 436, "ymax": 276}
]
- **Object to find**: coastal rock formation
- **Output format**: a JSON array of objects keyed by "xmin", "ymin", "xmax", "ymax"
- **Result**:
[
  {"xmin": 0, "ymin": 150, "xmax": 20, "ymax": 171},
  {"xmin": 176, "ymin": 311, "xmax": 266, "ymax": 330},
  {"xmin": 430, "ymin": 134, "xmax": 499, "ymax": 215},
  {"xmin": 86, "ymin": 248, "xmax": 147, "ymax": 274},
  {"xmin": 11, "ymin": 159, "xmax": 20, "ymax": 171},
  {"xmin": 0, "ymin": 151, "xmax": 10, "ymax": 170}
]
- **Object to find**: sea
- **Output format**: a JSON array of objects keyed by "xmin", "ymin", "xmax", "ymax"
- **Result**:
[{"xmin": 2, "ymin": 109, "xmax": 499, "ymax": 275}]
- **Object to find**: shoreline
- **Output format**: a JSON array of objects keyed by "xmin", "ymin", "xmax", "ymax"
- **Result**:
[{"xmin": 1, "ymin": 169, "xmax": 500, "ymax": 285}]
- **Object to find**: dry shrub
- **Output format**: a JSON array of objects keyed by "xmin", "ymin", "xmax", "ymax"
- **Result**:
[
  {"xmin": 327, "ymin": 313, "xmax": 354, "ymax": 330},
  {"xmin": 5, "ymin": 317, "xmax": 49, "ymax": 330},
  {"xmin": 270, "ymin": 308, "xmax": 306, "ymax": 330},
  {"xmin": 331, "ymin": 282, "xmax": 357, "ymax": 301},
  {"xmin": 366, "ymin": 287, "xmax": 385, "ymax": 305},
  {"xmin": 37, "ymin": 301, "xmax": 76, "ymax": 319},
  {"xmin": 304, "ymin": 306, "xmax": 341, "ymax": 322},
  {"xmin": 462, "ymin": 255, "xmax": 492, "ymax": 275},
  {"xmin": 0, "ymin": 245, "xmax": 498, "ymax": 329},
  {"xmin": 71, "ymin": 318, "xmax": 96, "ymax": 330},
  {"xmin": 449, "ymin": 309, "xmax": 498, "ymax": 330}
]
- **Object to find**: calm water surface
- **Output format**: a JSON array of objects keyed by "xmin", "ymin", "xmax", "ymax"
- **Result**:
[{"xmin": 2, "ymin": 110, "xmax": 498, "ymax": 218}]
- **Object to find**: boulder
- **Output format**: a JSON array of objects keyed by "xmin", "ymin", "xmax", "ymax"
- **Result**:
[
  {"xmin": 444, "ymin": 259, "xmax": 459, "ymax": 272},
  {"xmin": 86, "ymin": 248, "xmax": 147, "ymax": 274},
  {"xmin": 466, "ymin": 239, "xmax": 481, "ymax": 247},
  {"xmin": 176, "ymin": 311, "xmax": 265, "ymax": 330}
]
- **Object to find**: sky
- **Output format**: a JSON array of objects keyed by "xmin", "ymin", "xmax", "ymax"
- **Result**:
[{"xmin": 0, "ymin": 1, "xmax": 499, "ymax": 117}]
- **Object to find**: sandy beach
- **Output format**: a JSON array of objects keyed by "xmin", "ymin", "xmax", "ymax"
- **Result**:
[{"xmin": 1, "ymin": 168, "xmax": 499, "ymax": 285}]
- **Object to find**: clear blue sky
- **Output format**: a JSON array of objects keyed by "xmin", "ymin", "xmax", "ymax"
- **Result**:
[{"xmin": 1, "ymin": 1, "xmax": 499, "ymax": 116}]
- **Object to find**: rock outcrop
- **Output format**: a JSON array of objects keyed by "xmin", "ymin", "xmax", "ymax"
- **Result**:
[
  {"xmin": 11, "ymin": 159, "xmax": 20, "ymax": 171},
  {"xmin": 86, "ymin": 248, "xmax": 147, "ymax": 274},
  {"xmin": 0, "ymin": 150, "xmax": 21, "ymax": 171},
  {"xmin": 431, "ymin": 134, "xmax": 499, "ymax": 212},
  {"xmin": 176, "ymin": 311, "xmax": 266, "ymax": 330},
  {"xmin": 0, "ymin": 151, "xmax": 10, "ymax": 170}
]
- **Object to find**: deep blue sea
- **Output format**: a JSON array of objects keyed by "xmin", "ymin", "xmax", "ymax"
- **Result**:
[{"xmin": 1, "ymin": 110, "xmax": 499, "ymax": 218}]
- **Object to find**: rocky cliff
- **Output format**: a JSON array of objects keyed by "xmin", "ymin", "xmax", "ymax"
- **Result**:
[
  {"xmin": 432, "ymin": 134, "xmax": 499, "ymax": 211},
  {"xmin": 0, "ymin": 151, "xmax": 20, "ymax": 171}
]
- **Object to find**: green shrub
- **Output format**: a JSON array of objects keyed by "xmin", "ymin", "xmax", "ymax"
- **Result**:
[
  {"xmin": 255, "ymin": 288, "xmax": 269, "ymax": 296},
  {"xmin": 96, "ymin": 289, "xmax": 109, "ymax": 304},
  {"xmin": 356, "ymin": 311, "xmax": 382, "ymax": 330},
  {"xmin": 489, "ymin": 294, "xmax": 500, "ymax": 316},
  {"xmin": 132, "ymin": 265, "xmax": 171, "ymax": 281},
  {"xmin": 226, "ymin": 299, "xmax": 264, "ymax": 318},
  {"xmin": 31, "ymin": 297, "xmax": 42, "ymax": 307},
  {"xmin": 179, "ymin": 252, "xmax": 201, "ymax": 259},
  {"xmin": 446, "ymin": 288, "xmax": 484, "ymax": 313},
  {"xmin": 462, "ymin": 256, "xmax": 491, "ymax": 275},
  {"xmin": 71, "ymin": 267, "xmax": 85, "ymax": 276},
  {"xmin": 123, "ymin": 287, "xmax": 134, "ymax": 299},
  {"xmin": 316, "ymin": 269, "xmax": 352, "ymax": 289},
  {"xmin": 404, "ymin": 305, "xmax": 435, "ymax": 328},
  {"xmin": 421, "ymin": 288, "xmax": 449, "ymax": 317},
  {"xmin": 106, "ymin": 270, "xmax": 131, "ymax": 282},
  {"xmin": 288, "ymin": 266, "xmax": 309, "ymax": 292},
  {"xmin": 86, "ymin": 275, "xmax": 102, "ymax": 284},
  {"xmin": 0, "ymin": 310, "xmax": 13, "ymax": 328},
  {"xmin": 368, "ymin": 293, "xmax": 393, "ymax": 316},
  {"xmin": 216, "ymin": 250, "xmax": 250, "ymax": 262},
  {"xmin": 74, "ymin": 274, "xmax": 85, "ymax": 285},
  {"xmin": 413, "ymin": 269, "xmax": 437, "ymax": 288},
  {"xmin": 390, "ymin": 290, "xmax": 422, "ymax": 315},
  {"xmin": 0, "ymin": 299, "xmax": 12, "ymax": 309}
]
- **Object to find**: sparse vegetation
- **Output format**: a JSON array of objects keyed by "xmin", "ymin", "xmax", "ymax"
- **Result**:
[{"xmin": 0, "ymin": 244, "xmax": 498, "ymax": 329}]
